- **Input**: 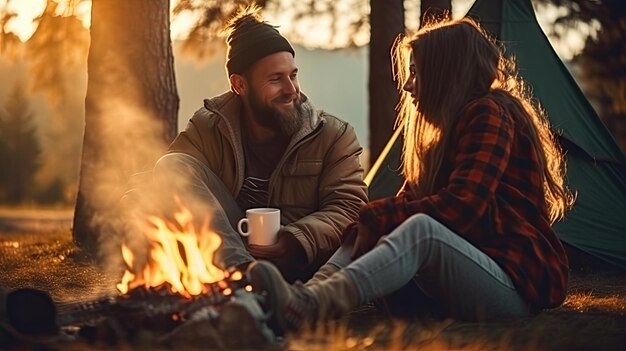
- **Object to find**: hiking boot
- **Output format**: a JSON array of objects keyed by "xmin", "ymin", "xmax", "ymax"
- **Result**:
[
  {"xmin": 247, "ymin": 260, "xmax": 318, "ymax": 334},
  {"xmin": 304, "ymin": 263, "xmax": 340, "ymax": 287}
]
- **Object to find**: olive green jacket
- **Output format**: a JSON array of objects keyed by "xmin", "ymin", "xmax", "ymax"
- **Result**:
[{"xmin": 168, "ymin": 91, "xmax": 368, "ymax": 275}]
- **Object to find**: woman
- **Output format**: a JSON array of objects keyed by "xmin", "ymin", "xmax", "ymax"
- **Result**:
[{"xmin": 248, "ymin": 17, "xmax": 573, "ymax": 333}]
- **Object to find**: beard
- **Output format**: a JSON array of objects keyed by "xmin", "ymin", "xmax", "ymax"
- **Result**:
[{"xmin": 248, "ymin": 90, "xmax": 305, "ymax": 137}]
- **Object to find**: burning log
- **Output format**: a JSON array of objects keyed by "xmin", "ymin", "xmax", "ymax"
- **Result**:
[
  {"xmin": 2, "ymin": 272, "xmax": 276, "ymax": 348},
  {"xmin": 58, "ymin": 270, "xmax": 245, "ymax": 327}
]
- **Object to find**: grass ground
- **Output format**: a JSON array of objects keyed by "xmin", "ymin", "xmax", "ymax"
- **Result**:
[{"xmin": 0, "ymin": 208, "xmax": 624, "ymax": 350}]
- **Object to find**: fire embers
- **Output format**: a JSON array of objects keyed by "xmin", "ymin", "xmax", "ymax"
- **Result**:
[{"xmin": 64, "ymin": 271, "xmax": 274, "ymax": 348}]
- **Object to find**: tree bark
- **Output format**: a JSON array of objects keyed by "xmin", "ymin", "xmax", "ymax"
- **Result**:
[
  {"xmin": 368, "ymin": 0, "xmax": 404, "ymax": 168},
  {"xmin": 73, "ymin": 0, "xmax": 179, "ymax": 254}
]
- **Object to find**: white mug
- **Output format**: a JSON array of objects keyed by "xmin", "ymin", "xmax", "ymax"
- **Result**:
[{"xmin": 237, "ymin": 208, "xmax": 280, "ymax": 246}]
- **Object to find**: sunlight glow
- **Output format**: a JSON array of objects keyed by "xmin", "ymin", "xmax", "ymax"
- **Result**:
[
  {"xmin": 4, "ymin": 0, "xmax": 91, "ymax": 41},
  {"xmin": 169, "ymin": 6, "xmax": 196, "ymax": 41},
  {"xmin": 5, "ymin": 0, "xmax": 218, "ymax": 43},
  {"xmin": 3, "ymin": 0, "xmax": 45, "ymax": 41},
  {"xmin": 534, "ymin": 2, "xmax": 600, "ymax": 60},
  {"xmin": 2, "ymin": 0, "xmax": 595, "ymax": 60}
]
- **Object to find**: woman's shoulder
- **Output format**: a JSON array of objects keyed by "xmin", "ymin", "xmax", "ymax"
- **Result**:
[
  {"xmin": 461, "ymin": 94, "xmax": 504, "ymax": 116},
  {"xmin": 457, "ymin": 94, "xmax": 513, "ymax": 127},
  {"xmin": 460, "ymin": 95, "xmax": 506, "ymax": 120}
]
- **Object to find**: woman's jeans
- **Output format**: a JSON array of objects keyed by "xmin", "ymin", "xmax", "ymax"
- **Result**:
[{"xmin": 327, "ymin": 213, "xmax": 531, "ymax": 320}]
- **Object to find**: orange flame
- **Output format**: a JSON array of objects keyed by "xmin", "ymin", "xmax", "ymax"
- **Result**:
[{"xmin": 116, "ymin": 205, "xmax": 225, "ymax": 297}]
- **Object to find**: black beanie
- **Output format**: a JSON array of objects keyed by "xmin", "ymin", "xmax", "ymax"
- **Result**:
[{"xmin": 225, "ymin": 13, "xmax": 295, "ymax": 76}]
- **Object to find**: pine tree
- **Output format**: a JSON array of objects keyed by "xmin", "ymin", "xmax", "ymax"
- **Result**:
[{"xmin": 0, "ymin": 80, "xmax": 42, "ymax": 204}]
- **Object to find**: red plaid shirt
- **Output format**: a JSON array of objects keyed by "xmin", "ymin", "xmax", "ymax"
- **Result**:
[{"xmin": 359, "ymin": 97, "xmax": 569, "ymax": 309}]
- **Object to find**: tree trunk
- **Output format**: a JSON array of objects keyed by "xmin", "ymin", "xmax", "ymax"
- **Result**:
[
  {"xmin": 368, "ymin": 0, "xmax": 404, "ymax": 168},
  {"xmin": 73, "ymin": 0, "xmax": 179, "ymax": 255}
]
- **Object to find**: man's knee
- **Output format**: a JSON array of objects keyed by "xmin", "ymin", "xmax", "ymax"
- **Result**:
[
  {"xmin": 153, "ymin": 153, "xmax": 207, "ymax": 187},
  {"xmin": 154, "ymin": 153, "xmax": 194, "ymax": 174}
]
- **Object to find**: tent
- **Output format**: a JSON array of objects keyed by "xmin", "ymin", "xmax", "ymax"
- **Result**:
[{"xmin": 365, "ymin": 0, "xmax": 626, "ymax": 269}]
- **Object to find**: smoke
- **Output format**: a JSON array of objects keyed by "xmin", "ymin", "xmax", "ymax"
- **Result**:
[
  {"xmin": 75, "ymin": 55, "xmax": 173, "ymax": 274},
  {"xmin": 84, "ymin": 70, "xmax": 221, "ymax": 281}
]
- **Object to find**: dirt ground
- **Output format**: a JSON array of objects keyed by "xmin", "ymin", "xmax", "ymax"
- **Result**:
[{"xmin": 0, "ymin": 208, "xmax": 625, "ymax": 350}]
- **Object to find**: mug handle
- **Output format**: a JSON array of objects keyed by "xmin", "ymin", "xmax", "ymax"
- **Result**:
[{"xmin": 237, "ymin": 218, "xmax": 250, "ymax": 237}]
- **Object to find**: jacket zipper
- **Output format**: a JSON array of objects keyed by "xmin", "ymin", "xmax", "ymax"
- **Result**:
[{"xmin": 266, "ymin": 121, "xmax": 325, "ymax": 205}]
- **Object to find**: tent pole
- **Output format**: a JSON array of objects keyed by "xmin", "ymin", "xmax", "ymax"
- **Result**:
[{"xmin": 364, "ymin": 126, "xmax": 403, "ymax": 186}]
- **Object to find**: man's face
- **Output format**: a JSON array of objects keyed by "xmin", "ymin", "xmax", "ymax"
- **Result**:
[{"xmin": 243, "ymin": 52, "xmax": 304, "ymax": 136}]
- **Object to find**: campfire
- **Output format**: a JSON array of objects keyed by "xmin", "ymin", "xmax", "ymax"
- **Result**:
[
  {"xmin": 1, "ymin": 205, "xmax": 276, "ymax": 349},
  {"xmin": 117, "ymin": 205, "xmax": 233, "ymax": 297}
]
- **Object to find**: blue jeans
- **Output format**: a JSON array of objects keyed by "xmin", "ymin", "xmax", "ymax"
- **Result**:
[
  {"xmin": 328, "ymin": 213, "xmax": 531, "ymax": 320},
  {"xmin": 152, "ymin": 153, "xmax": 254, "ymax": 269}
]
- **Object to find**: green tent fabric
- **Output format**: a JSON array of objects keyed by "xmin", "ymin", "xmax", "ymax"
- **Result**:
[{"xmin": 365, "ymin": 0, "xmax": 626, "ymax": 269}]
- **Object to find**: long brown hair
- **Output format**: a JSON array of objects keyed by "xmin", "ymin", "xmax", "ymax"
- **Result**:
[{"xmin": 392, "ymin": 17, "xmax": 573, "ymax": 222}]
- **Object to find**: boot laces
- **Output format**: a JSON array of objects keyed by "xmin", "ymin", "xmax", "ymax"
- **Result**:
[{"xmin": 283, "ymin": 281, "xmax": 318, "ymax": 330}]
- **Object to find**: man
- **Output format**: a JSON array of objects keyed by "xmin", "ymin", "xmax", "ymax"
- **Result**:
[{"xmin": 145, "ymin": 6, "xmax": 367, "ymax": 282}]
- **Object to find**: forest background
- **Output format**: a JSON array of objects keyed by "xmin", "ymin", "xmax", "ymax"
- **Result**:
[{"xmin": 0, "ymin": 0, "xmax": 623, "ymax": 213}]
